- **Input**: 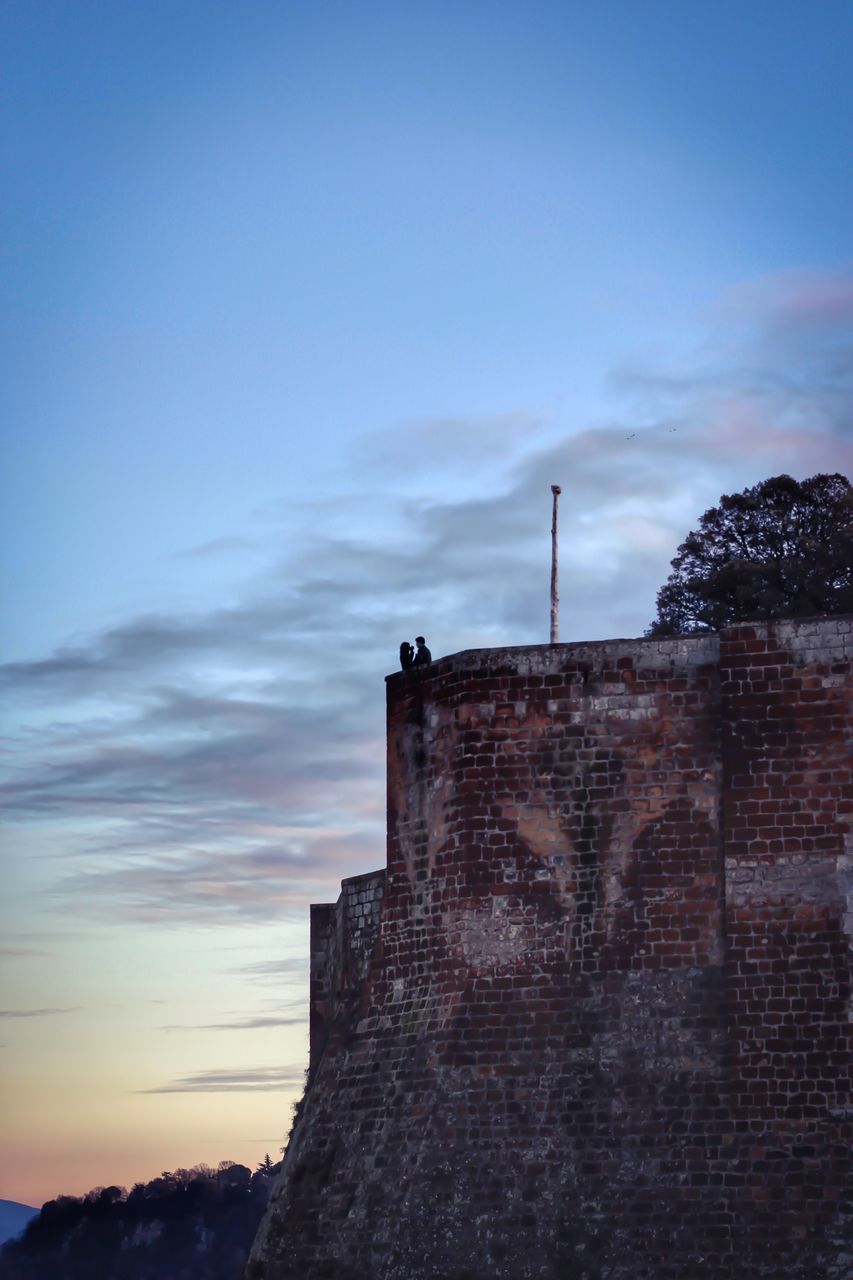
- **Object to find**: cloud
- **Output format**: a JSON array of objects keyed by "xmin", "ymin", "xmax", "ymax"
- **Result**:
[
  {"xmin": 228, "ymin": 958, "xmax": 309, "ymax": 984},
  {"xmin": 613, "ymin": 268, "xmax": 853, "ymax": 457},
  {"xmin": 141, "ymin": 1066, "xmax": 306, "ymax": 1093},
  {"xmin": 0, "ymin": 1007, "xmax": 80, "ymax": 1019},
  {"xmin": 352, "ymin": 410, "xmax": 544, "ymax": 490},
  {"xmin": 721, "ymin": 266, "xmax": 853, "ymax": 332},
  {"xmin": 1, "ymin": 695, "xmax": 382, "ymax": 821},
  {"xmin": 161, "ymin": 996, "xmax": 307, "ymax": 1031},
  {"xmin": 172, "ymin": 535, "xmax": 260, "ymax": 559},
  {"xmin": 162, "ymin": 1013, "xmax": 307, "ymax": 1032},
  {"xmin": 49, "ymin": 832, "xmax": 382, "ymax": 926}
]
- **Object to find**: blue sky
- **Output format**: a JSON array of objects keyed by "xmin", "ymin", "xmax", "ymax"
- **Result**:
[{"xmin": 1, "ymin": 0, "xmax": 851, "ymax": 1205}]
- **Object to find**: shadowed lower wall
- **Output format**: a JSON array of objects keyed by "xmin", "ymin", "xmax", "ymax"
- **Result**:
[{"xmin": 247, "ymin": 617, "xmax": 852, "ymax": 1280}]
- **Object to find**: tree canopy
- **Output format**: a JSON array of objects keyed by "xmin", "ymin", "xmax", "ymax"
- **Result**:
[
  {"xmin": 0, "ymin": 1158, "xmax": 282, "ymax": 1280},
  {"xmin": 647, "ymin": 472, "xmax": 853, "ymax": 636}
]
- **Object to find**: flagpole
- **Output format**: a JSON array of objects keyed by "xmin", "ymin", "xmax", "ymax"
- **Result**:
[{"xmin": 550, "ymin": 484, "xmax": 561, "ymax": 644}]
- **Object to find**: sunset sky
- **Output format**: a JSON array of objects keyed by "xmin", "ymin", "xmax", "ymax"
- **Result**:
[{"xmin": 2, "ymin": 0, "xmax": 852, "ymax": 1209}]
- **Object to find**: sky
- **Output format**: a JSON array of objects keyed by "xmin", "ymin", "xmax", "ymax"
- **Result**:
[{"xmin": 1, "ymin": 0, "xmax": 852, "ymax": 1209}]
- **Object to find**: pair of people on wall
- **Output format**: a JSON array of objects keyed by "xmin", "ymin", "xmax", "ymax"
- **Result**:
[{"xmin": 399, "ymin": 636, "xmax": 432, "ymax": 671}]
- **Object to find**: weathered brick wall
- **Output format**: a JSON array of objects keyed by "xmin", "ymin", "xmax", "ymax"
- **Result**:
[
  {"xmin": 309, "ymin": 870, "xmax": 385, "ymax": 1070},
  {"xmin": 719, "ymin": 619, "xmax": 852, "ymax": 1273},
  {"xmin": 248, "ymin": 618, "xmax": 852, "ymax": 1280}
]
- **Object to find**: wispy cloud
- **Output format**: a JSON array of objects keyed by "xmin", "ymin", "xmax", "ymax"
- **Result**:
[
  {"xmin": 0, "ymin": 1007, "xmax": 80, "ymax": 1019},
  {"xmin": 49, "ymin": 832, "xmax": 381, "ymax": 926},
  {"xmin": 172, "ymin": 535, "xmax": 260, "ymax": 559},
  {"xmin": 162, "ymin": 998, "xmax": 307, "ymax": 1032},
  {"xmin": 228, "ymin": 958, "xmax": 309, "ymax": 984},
  {"xmin": 162, "ymin": 1013, "xmax": 306, "ymax": 1032},
  {"xmin": 720, "ymin": 266, "xmax": 853, "ymax": 332},
  {"xmin": 141, "ymin": 1066, "xmax": 306, "ymax": 1093}
]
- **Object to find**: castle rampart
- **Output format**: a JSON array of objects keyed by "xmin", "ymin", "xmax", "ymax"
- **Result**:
[{"xmin": 249, "ymin": 617, "xmax": 852, "ymax": 1280}]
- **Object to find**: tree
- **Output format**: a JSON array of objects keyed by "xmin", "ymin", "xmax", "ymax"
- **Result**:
[
  {"xmin": 1, "ymin": 1159, "xmax": 275, "ymax": 1280},
  {"xmin": 647, "ymin": 472, "xmax": 853, "ymax": 636}
]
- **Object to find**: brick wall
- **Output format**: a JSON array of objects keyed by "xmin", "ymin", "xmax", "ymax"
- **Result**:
[
  {"xmin": 248, "ymin": 617, "xmax": 852, "ymax": 1280},
  {"xmin": 309, "ymin": 870, "xmax": 385, "ymax": 1070},
  {"xmin": 719, "ymin": 619, "xmax": 852, "ymax": 1271}
]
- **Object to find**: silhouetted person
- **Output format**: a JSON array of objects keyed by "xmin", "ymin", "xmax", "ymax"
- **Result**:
[
  {"xmin": 399, "ymin": 640, "xmax": 414, "ymax": 670},
  {"xmin": 413, "ymin": 636, "xmax": 432, "ymax": 666}
]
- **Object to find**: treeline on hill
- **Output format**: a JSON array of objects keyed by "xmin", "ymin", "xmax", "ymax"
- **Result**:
[{"xmin": 0, "ymin": 1156, "xmax": 282, "ymax": 1280}]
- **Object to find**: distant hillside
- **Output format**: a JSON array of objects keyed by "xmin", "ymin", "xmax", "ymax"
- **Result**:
[
  {"xmin": 0, "ymin": 1202, "xmax": 38, "ymax": 1247},
  {"xmin": 0, "ymin": 1158, "xmax": 281, "ymax": 1279}
]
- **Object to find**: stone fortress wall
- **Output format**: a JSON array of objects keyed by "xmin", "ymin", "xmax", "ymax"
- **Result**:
[{"xmin": 248, "ymin": 616, "xmax": 852, "ymax": 1280}]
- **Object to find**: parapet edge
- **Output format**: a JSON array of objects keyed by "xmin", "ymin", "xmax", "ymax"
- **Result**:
[
  {"xmin": 385, "ymin": 614, "xmax": 853, "ymax": 686},
  {"xmin": 386, "ymin": 631, "xmax": 719, "ymax": 688}
]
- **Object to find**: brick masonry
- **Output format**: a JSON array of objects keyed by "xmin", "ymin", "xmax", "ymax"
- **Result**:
[{"xmin": 247, "ymin": 617, "xmax": 852, "ymax": 1280}]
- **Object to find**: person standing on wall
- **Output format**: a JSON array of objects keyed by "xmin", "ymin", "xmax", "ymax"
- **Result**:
[{"xmin": 412, "ymin": 636, "xmax": 432, "ymax": 666}]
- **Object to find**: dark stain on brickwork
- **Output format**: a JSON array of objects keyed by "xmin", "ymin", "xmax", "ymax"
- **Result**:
[{"xmin": 248, "ymin": 618, "xmax": 852, "ymax": 1280}]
